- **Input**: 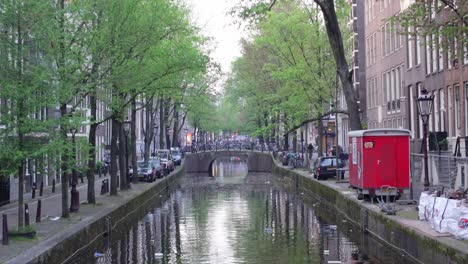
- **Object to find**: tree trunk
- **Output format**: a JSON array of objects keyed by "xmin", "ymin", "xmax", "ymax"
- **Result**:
[
  {"xmin": 131, "ymin": 99, "xmax": 138, "ymax": 186},
  {"xmin": 144, "ymin": 98, "xmax": 153, "ymax": 162},
  {"xmin": 172, "ymin": 105, "xmax": 179, "ymax": 148},
  {"xmin": 17, "ymin": 162, "xmax": 24, "ymax": 228},
  {"xmin": 164, "ymin": 100, "xmax": 171, "ymax": 149},
  {"xmin": 86, "ymin": 53, "xmax": 99, "ymax": 204},
  {"xmin": 315, "ymin": 0, "xmax": 362, "ymax": 131},
  {"xmin": 110, "ymin": 117, "xmax": 119, "ymax": 195},
  {"xmin": 118, "ymin": 119, "xmax": 128, "ymax": 190},
  {"xmin": 317, "ymin": 118, "xmax": 323, "ymax": 157},
  {"xmin": 60, "ymin": 105, "xmax": 69, "ymax": 217},
  {"xmin": 159, "ymin": 98, "xmax": 165, "ymax": 149},
  {"xmin": 87, "ymin": 90, "xmax": 97, "ymax": 204}
]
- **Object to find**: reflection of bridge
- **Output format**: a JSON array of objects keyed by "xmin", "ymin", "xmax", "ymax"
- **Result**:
[{"xmin": 185, "ymin": 151, "xmax": 274, "ymax": 173}]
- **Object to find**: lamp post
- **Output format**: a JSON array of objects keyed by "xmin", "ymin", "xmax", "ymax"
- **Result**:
[
  {"xmin": 417, "ymin": 88, "xmax": 434, "ymax": 191},
  {"xmin": 69, "ymin": 127, "xmax": 79, "ymax": 212},
  {"xmin": 123, "ymin": 120, "xmax": 131, "ymax": 185}
]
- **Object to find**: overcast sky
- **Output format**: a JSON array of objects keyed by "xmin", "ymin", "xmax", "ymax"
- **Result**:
[{"xmin": 187, "ymin": 0, "xmax": 246, "ymax": 73}]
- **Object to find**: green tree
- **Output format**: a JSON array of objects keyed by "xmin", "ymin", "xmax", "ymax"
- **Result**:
[{"xmin": 0, "ymin": 0, "xmax": 59, "ymax": 226}]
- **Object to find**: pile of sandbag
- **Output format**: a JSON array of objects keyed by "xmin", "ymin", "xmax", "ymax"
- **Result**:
[{"xmin": 418, "ymin": 191, "xmax": 468, "ymax": 240}]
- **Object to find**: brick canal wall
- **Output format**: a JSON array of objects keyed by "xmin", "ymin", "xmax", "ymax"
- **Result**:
[
  {"xmin": 272, "ymin": 161, "xmax": 468, "ymax": 264},
  {"xmin": 8, "ymin": 162, "xmax": 185, "ymax": 264}
]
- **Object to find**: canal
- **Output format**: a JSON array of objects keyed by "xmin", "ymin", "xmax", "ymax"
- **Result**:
[{"xmin": 68, "ymin": 157, "xmax": 417, "ymax": 264}]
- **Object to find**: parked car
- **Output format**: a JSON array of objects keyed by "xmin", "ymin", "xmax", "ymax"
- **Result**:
[
  {"xmin": 312, "ymin": 157, "xmax": 343, "ymax": 180},
  {"xmin": 171, "ymin": 148, "xmax": 182, "ymax": 166},
  {"xmin": 137, "ymin": 161, "xmax": 155, "ymax": 182},
  {"xmin": 149, "ymin": 157, "xmax": 164, "ymax": 178},
  {"xmin": 154, "ymin": 149, "xmax": 175, "ymax": 174}
]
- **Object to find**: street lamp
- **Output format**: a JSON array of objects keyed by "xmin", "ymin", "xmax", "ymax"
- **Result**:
[
  {"xmin": 69, "ymin": 126, "xmax": 79, "ymax": 212},
  {"xmin": 123, "ymin": 120, "xmax": 131, "ymax": 185},
  {"xmin": 417, "ymin": 88, "xmax": 434, "ymax": 191}
]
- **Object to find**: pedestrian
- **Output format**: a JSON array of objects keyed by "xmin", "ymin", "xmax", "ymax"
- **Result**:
[{"xmin": 307, "ymin": 143, "xmax": 314, "ymax": 159}]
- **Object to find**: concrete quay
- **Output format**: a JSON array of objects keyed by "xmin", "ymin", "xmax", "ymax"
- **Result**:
[{"xmin": 272, "ymin": 157, "xmax": 468, "ymax": 264}]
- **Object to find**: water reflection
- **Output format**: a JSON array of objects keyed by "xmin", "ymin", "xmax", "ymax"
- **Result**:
[{"xmin": 68, "ymin": 157, "xmax": 416, "ymax": 264}]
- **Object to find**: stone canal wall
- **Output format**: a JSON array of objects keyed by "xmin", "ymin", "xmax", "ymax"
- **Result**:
[
  {"xmin": 272, "ymin": 160, "xmax": 468, "ymax": 264},
  {"xmin": 8, "ymin": 162, "xmax": 185, "ymax": 264}
]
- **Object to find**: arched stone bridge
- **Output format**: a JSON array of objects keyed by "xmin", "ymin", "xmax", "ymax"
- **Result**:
[{"xmin": 184, "ymin": 150, "xmax": 274, "ymax": 173}]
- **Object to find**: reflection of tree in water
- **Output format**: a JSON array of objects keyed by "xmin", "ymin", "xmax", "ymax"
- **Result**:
[{"xmin": 69, "ymin": 160, "xmax": 417, "ymax": 264}]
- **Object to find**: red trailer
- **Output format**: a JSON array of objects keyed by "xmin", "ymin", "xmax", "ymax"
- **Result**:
[{"xmin": 348, "ymin": 129, "xmax": 411, "ymax": 200}]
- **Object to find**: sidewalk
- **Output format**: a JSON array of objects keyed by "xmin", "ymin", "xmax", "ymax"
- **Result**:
[
  {"xmin": 1, "ymin": 175, "xmax": 109, "ymax": 230},
  {"xmin": 0, "ymin": 168, "xmax": 180, "ymax": 263}
]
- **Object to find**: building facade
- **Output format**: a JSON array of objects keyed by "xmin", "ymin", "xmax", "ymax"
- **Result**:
[{"xmin": 363, "ymin": 0, "xmax": 467, "ymax": 154}]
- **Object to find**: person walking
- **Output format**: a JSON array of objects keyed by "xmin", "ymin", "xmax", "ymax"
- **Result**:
[{"xmin": 307, "ymin": 143, "xmax": 314, "ymax": 159}]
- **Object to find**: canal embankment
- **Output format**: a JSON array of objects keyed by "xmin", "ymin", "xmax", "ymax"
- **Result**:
[
  {"xmin": 1, "ymin": 161, "xmax": 185, "ymax": 264},
  {"xmin": 272, "ymin": 157, "xmax": 468, "ymax": 264}
]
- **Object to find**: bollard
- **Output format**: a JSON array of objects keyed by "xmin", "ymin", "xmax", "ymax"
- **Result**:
[
  {"xmin": 80, "ymin": 174, "xmax": 84, "ymax": 184},
  {"xmin": 2, "ymin": 214, "xmax": 8, "ymax": 245},
  {"xmin": 101, "ymin": 180, "xmax": 105, "ymax": 195},
  {"xmin": 36, "ymin": 199, "xmax": 42, "ymax": 223},
  {"xmin": 39, "ymin": 181, "xmax": 44, "ymax": 197},
  {"xmin": 32, "ymin": 183, "xmax": 36, "ymax": 199},
  {"xmin": 25, "ymin": 203, "xmax": 30, "ymax": 227},
  {"xmin": 52, "ymin": 179, "xmax": 56, "ymax": 193}
]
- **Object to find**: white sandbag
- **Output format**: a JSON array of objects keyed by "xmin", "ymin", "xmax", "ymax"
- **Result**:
[
  {"xmin": 418, "ymin": 192, "xmax": 436, "ymax": 221},
  {"xmin": 431, "ymin": 197, "xmax": 448, "ymax": 232},
  {"xmin": 432, "ymin": 198, "xmax": 464, "ymax": 233},
  {"xmin": 447, "ymin": 205, "xmax": 468, "ymax": 239}
]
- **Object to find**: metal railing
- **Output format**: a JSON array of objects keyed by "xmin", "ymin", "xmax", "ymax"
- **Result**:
[{"xmin": 410, "ymin": 153, "xmax": 467, "ymax": 200}]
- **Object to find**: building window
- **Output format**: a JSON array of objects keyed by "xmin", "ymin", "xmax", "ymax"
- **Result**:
[
  {"xmin": 407, "ymin": 27, "xmax": 414, "ymax": 68},
  {"xmin": 426, "ymin": 35, "xmax": 432, "ymax": 74},
  {"xmin": 434, "ymin": 90, "xmax": 439, "ymax": 132},
  {"xmin": 417, "ymin": 84, "xmax": 423, "ymax": 138},
  {"xmin": 391, "ymin": 69, "xmax": 396, "ymax": 111},
  {"xmin": 464, "ymin": 32, "xmax": 468, "ymax": 65},
  {"xmin": 432, "ymin": 33, "xmax": 438, "ymax": 72},
  {"xmin": 386, "ymin": 22, "xmax": 391, "ymax": 56},
  {"xmin": 386, "ymin": 72, "xmax": 391, "ymax": 111},
  {"xmin": 439, "ymin": 32, "xmax": 444, "ymax": 70},
  {"xmin": 448, "ymin": 86, "xmax": 453, "ymax": 137},
  {"xmin": 448, "ymin": 34, "xmax": 452, "ymax": 69},
  {"xmin": 409, "ymin": 86, "xmax": 415, "ymax": 135},
  {"xmin": 440, "ymin": 88, "xmax": 445, "ymax": 132},
  {"xmin": 396, "ymin": 67, "xmax": 401, "ymax": 110},
  {"xmin": 465, "ymin": 83, "xmax": 468, "ymax": 136},
  {"xmin": 390, "ymin": 22, "xmax": 395, "ymax": 54},
  {"xmin": 416, "ymin": 33, "xmax": 422, "ymax": 65},
  {"xmin": 455, "ymin": 85, "xmax": 460, "ymax": 132},
  {"xmin": 373, "ymin": 33, "xmax": 377, "ymax": 63}
]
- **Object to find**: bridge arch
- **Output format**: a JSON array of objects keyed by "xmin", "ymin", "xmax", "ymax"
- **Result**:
[{"xmin": 185, "ymin": 150, "xmax": 274, "ymax": 173}]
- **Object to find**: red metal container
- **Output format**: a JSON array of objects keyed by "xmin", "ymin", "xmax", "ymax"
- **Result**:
[{"xmin": 348, "ymin": 129, "xmax": 411, "ymax": 199}]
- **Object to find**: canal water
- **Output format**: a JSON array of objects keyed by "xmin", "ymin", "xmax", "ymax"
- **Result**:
[{"xmin": 68, "ymin": 157, "xmax": 417, "ymax": 264}]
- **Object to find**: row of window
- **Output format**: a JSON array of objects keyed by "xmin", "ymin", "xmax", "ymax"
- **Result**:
[
  {"xmin": 409, "ymin": 82, "xmax": 468, "ymax": 139},
  {"xmin": 365, "ymin": 0, "xmax": 394, "ymax": 25},
  {"xmin": 366, "ymin": 64, "xmax": 404, "ymax": 112},
  {"xmin": 368, "ymin": 117, "xmax": 405, "ymax": 130},
  {"xmin": 367, "ymin": 77, "xmax": 378, "ymax": 109},
  {"xmin": 366, "ymin": 33, "xmax": 377, "ymax": 66},
  {"xmin": 381, "ymin": 21, "xmax": 404, "ymax": 58}
]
